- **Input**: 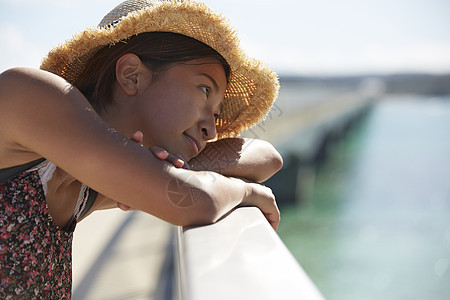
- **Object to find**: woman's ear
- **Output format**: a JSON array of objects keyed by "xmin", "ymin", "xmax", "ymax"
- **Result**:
[{"xmin": 115, "ymin": 53, "xmax": 151, "ymax": 96}]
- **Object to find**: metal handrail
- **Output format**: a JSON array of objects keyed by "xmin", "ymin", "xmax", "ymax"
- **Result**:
[{"xmin": 176, "ymin": 207, "xmax": 325, "ymax": 300}]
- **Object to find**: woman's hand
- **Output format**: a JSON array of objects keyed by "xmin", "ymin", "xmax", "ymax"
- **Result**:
[{"xmin": 241, "ymin": 181, "xmax": 280, "ymax": 230}]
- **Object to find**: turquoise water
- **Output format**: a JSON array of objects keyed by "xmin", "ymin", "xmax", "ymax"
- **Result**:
[{"xmin": 277, "ymin": 96, "xmax": 450, "ymax": 300}]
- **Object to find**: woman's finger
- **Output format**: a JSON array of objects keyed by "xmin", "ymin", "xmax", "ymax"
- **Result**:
[
  {"xmin": 130, "ymin": 130, "xmax": 144, "ymax": 144},
  {"xmin": 117, "ymin": 202, "xmax": 134, "ymax": 211},
  {"xmin": 150, "ymin": 146, "xmax": 169, "ymax": 160},
  {"xmin": 149, "ymin": 146, "xmax": 188, "ymax": 169}
]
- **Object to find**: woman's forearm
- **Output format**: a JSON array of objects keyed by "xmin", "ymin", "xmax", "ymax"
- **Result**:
[
  {"xmin": 188, "ymin": 138, "xmax": 283, "ymax": 182},
  {"xmin": 164, "ymin": 166, "xmax": 279, "ymax": 229},
  {"xmin": 0, "ymin": 68, "xmax": 280, "ymax": 229}
]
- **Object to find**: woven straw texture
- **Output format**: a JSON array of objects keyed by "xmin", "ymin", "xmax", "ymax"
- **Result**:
[{"xmin": 40, "ymin": 0, "xmax": 279, "ymax": 138}]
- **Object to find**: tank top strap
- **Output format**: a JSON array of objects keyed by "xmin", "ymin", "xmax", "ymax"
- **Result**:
[
  {"xmin": 0, "ymin": 158, "xmax": 46, "ymax": 183},
  {"xmin": 63, "ymin": 186, "xmax": 98, "ymax": 232}
]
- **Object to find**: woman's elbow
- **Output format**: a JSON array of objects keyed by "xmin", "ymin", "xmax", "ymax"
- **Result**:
[
  {"xmin": 257, "ymin": 141, "xmax": 283, "ymax": 182},
  {"xmin": 270, "ymin": 146, "xmax": 284, "ymax": 173}
]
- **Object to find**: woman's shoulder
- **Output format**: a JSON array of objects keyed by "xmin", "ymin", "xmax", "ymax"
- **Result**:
[
  {"xmin": 0, "ymin": 67, "xmax": 71, "ymax": 97},
  {"xmin": 0, "ymin": 67, "xmax": 53, "ymax": 87},
  {"xmin": 0, "ymin": 67, "xmax": 72, "ymax": 96},
  {"xmin": 0, "ymin": 67, "xmax": 69, "ymax": 112},
  {"xmin": 0, "ymin": 67, "xmax": 74, "ymax": 168},
  {"xmin": 0, "ymin": 69, "xmax": 36, "ymax": 167}
]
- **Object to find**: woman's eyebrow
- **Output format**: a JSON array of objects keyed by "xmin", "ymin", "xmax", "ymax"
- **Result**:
[{"xmin": 198, "ymin": 73, "xmax": 219, "ymax": 93}]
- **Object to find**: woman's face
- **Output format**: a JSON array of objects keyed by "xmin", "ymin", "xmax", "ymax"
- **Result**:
[{"xmin": 134, "ymin": 58, "xmax": 227, "ymax": 162}]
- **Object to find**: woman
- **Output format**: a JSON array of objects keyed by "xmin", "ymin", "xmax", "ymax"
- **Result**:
[{"xmin": 0, "ymin": 0, "xmax": 281, "ymax": 298}]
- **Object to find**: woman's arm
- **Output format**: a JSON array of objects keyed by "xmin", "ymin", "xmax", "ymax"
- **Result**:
[
  {"xmin": 188, "ymin": 138, "xmax": 283, "ymax": 183},
  {"xmin": 0, "ymin": 68, "xmax": 280, "ymax": 229},
  {"xmin": 90, "ymin": 133, "xmax": 284, "ymax": 215}
]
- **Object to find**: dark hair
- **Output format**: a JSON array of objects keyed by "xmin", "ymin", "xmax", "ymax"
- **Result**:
[{"xmin": 74, "ymin": 32, "xmax": 231, "ymax": 113}]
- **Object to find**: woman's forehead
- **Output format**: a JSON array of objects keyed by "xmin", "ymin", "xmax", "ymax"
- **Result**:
[
  {"xmin": 174, "ymin": 59, "xmax": 227, "ymax": 86},
  {"xmin": 181, "ymin": 58, "xmax": 226, "ymax": 73}
]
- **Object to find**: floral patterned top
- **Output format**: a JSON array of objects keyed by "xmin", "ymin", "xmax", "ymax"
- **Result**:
[{"xmin": 0, "ymin": 160, "xmax": 77, "ymax": 299}]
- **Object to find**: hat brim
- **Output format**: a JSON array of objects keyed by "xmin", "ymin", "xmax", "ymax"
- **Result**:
[{"xmin": 40, "ymin": 1, "xmax": 279, "ymax": 138}]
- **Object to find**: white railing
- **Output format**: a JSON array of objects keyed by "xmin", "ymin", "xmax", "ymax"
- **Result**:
[{"xmin": 175, "ymin": 207, "xmax": 325, "ymax": 300}]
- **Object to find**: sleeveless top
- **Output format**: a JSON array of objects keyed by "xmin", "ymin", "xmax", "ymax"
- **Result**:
[{"xmin": 0, "ymin": 159, "xmax": 97, "ymax": 299}]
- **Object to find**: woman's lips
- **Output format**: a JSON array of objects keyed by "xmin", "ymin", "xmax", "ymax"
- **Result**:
[{"xmin": 184, "ymin": 133, "xmax": 200, "ymax": 156}]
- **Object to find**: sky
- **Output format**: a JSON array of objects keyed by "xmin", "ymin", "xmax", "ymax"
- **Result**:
[{"xmin": 0, "ymin": 0, "xmax": 449, "ymax": 76}]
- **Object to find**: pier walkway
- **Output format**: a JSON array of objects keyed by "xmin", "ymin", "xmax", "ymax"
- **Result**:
[{"xmin": 72, "ymin": 210, "xmax": 175, "ymax": 299}]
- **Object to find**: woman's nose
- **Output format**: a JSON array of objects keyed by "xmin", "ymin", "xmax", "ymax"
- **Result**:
[{"xmin": 200, "ymin": 115, "xmax": 217, "ymax": 141}]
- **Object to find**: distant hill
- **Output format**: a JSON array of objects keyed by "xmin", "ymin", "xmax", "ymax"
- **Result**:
[{"xmin": 279, "ymin": 73, "xmax": 450, "ymax": 95}]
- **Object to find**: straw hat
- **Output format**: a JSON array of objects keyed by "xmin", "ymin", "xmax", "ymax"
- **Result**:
[{"xmin": 40, "ymin": 0, "xmax": 279, "ymax": 138}]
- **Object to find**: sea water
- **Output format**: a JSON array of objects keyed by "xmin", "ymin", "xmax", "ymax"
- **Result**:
[{"xmin": 277, "ymin": 95, "xmax": 450, "ymax": 300}]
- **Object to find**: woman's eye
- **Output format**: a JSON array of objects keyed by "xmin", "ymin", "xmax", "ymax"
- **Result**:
[{"xmin": 201, "ymin": 86, "xmax": 210, "ymax": 97}]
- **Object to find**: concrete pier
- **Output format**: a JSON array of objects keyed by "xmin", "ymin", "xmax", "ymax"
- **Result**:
[
  {"xmin": 242, "ymin": 81, "xmax": 378, "ymax": 204},
  {"xmin": 72, "ymin": 210, "xmax": 175, "ymax": 299}
]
